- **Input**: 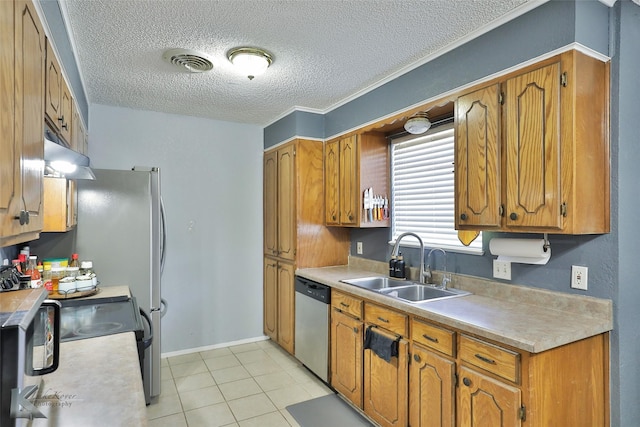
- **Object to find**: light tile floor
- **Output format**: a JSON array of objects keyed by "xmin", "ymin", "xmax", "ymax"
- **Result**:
[{"xmin": 147, "ymin": 339, "xmax": 334, "ymax": 427}]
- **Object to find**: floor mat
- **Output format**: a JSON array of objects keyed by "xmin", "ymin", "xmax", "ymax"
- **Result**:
[{"xmin": 286, "ymin": 394, "xmax": 374, "ymax": 427}]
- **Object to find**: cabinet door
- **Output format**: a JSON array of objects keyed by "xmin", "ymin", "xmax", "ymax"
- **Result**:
[
  {"xmin": 458, "ymin": 366, "xmax": 521, "ymax": 427},
  {"xmin": 324, "ymin": 139, "xmax": 340, "ymax": 225},
  {"xmin": 455, "ymin": 84, "xmax": 501, "ymax": 228},
  {"xmin": 0, "ymin": 0, "xmax": 15, "ymax": 237},
  {"xmin": 59, "ymin": 81, "xmax": 72, "ymax": 144},
  {"xmin": 277, "ymin": 144, "xmax": 295, "ymax": 261},
  {"xmin": 67, "ymin": 179, "xmax": 77, "ymax": 228},
  {"xmin": 263, "ymin": 150, "xmax": 278, "ymax": 256},
  {"xmin": 339, "ymin": 135, "xmax": 358, "ymax": 226},
  {"xmin": 330, "ymin": 308, "xmax": 364, "ymax": 408},
  {"xmin": 277, "ymin": 261, "xmax": 295, "ymax": 354},
  {"xmin": 13, "ymin": 0, "xmax": 45, "ymax": 236},
  {"xmin": 45, "ymin": 39, "xmax": 62, "ymax": 130},
  {"xmin": 263, "ymin": 258, "xmax": 278, "ymax": 341},
  {"xmin": 409, "ymin": 343, "xmax": 455, "ymax": 427},
  {"xmin": 364, "ymin": 328, "xmax": 408, "ymax": 427},
  {"xmin": 504, "ymin": 62, "xmax": 561, "ymax": 230}
]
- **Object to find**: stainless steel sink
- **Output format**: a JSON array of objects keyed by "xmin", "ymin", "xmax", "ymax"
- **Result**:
[
  {"xmin": 377, "ymin": 284, "xmax": 470, "ymax": 302},
  {"xmin": 341, "ymin": 276, "xmax": 470, "ymax": 302},
  {"xmin": 340, "ymin": 276, "xmax": 411, "ymax": 290}
]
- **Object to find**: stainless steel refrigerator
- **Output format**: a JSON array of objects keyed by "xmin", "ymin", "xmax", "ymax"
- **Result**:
[{"xmin": 75, "ymin": 167, "xmax": 166, "ymax": 403}]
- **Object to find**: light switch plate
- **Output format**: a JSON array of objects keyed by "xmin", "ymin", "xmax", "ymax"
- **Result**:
[
  {"xmin": 356, "ymin": 241, "xmax": 363, "ymax": 255},
  {"xmin": 493, "ymin": 260, "xmax": 511, "ymax": 280}
]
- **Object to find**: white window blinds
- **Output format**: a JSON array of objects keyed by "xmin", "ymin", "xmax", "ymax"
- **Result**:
[{"xmin": 391, "ymin": 122, "xmax": 482, "ymax": 254}]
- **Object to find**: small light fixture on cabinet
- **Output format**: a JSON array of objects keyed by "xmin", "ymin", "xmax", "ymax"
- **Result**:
[
  {"xmin": 404, "ymin": 112, "xmax": 431, "ymax": 135},
  {"xmin": 227, "ymin": 47, "xmax": 273, "ymax": 80}
]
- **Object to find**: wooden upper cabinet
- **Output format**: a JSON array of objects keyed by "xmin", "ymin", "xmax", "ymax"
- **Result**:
[
  {"xmin": 1, "ymin": 0, "xmax": 45, "ymax": 246},
  {"xmin": 324, "ymin": 132, "xmax": 389, "ymax": 228},
  {"xmin": 455, "ymin": 84, "xmax": 501, "ymax": 228},
  {"xmin": 43, "ymin": 177, "xmax": 76, "ymax": 232},
  {"xmin": 45, "ymin": 38, "xmax": 72, "ymax": 144},
  {"xmin": 263, "ymin": 139, "xmax": 349, "ymax": 267},
  {"xmin": 455, "ymin": 50, "xmax": 610, "ymax": 234},
  {"xmin": 324, "ymin": 139, "xmax": 340, "ymax": 225}
]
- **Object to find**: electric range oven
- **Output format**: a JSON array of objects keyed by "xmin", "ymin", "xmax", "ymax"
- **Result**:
[{"xmin": 59, "ymin": 296, "xmax": 153, "ymax": 402}]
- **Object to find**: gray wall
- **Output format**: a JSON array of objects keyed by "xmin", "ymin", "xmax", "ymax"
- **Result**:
[{"xmin": 263, "ymin": 1, "xmax": 637, "ymax": 424}]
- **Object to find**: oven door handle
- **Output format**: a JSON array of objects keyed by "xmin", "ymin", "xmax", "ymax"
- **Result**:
[{"xmin": 139, "ymin": 308, "xmax": 153, "ymax": 350}]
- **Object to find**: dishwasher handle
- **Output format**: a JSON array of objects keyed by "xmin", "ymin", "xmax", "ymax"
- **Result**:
[{"xmin": 295, "ymin": 276, "xmax": 331, "ymax": 304}]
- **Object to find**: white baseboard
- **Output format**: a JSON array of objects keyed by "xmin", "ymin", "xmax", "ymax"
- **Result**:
[{"xmin": 160, "ymin": 335, "xmax": 270, "ymax": 359}]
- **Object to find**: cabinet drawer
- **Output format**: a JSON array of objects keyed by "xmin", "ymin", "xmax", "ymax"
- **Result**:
[
  {"xmin": 411, "ymin": 318, "xmax": 455, "ymax": 357},
  {"xmin": 332, "ymin": 290, "xmax": 363, "ymax": 319},
  {"xmin": 459, "ymin": 335, "xmax": 521, "ymax": 383},
  {"xmin": 364, "ymin": 303, "xmax": 407, "ymax": 336}
]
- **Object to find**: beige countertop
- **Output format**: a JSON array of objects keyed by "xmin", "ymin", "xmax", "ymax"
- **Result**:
[
  {"xmin": 25, "ymin": 332, "xmax": 147, "ymax": 427},
  {"xmin": 297, "ymin": 260, "xmax": 612, "ymax": 353}
]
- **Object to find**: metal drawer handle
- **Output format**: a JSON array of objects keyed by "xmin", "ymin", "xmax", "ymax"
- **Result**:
[
  {"xmin": 377, "ymin": 316, "xmax": 389, "ymax": 323},
  {"xmin": 340, "ymin": 302, "xmax": 350, "ymax": 308},
  {"xmin": 475, "ymin": 353, "xmax": 496, "ymax": 365},
  {"xmin": 422, "ymin": 334, "xmax": 439, "ymax": 343}
]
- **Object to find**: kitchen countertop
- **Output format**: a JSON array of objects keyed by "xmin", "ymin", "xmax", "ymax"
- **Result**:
[
  {"xmin": 25, "ymin": 332, "xmax": 147, "ymax": 426},
  {"xmin": 297, "ymin": 260, "xmax": 613, "ymax": 353}
]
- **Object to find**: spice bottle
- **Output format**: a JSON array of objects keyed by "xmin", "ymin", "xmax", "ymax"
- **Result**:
[
  {"xmin": 25, "ymin": 256, "xmax": 42, "ymax": 288},
  {"xmin": 69, "ymin": 253, "xmax": 80, "ymax": 268}
]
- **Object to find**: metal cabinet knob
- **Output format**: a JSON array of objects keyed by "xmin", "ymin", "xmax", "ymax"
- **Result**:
[
  {"xmin": 510, "ymin": 212, "xmax": 518, "ymax": 220},
  {"xmin": 460, "ymin": 213, "xmax": 468, "ymax": 220},
  {"xmin": 463, "ymin": 377, "xmax": 472, "ymax": 387},
  {"xmin": 413, "ymin": 354, "xmax": 421, "ymax": 363}
]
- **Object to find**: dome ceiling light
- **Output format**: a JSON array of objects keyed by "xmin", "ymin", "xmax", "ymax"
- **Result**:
[
  {"xmin": 227, "ymin": 47, "xmax": 273, "ymax": 80},
  {"xmin": 404, "ymin": 112, "xmax": 432, "ymax": 135}
]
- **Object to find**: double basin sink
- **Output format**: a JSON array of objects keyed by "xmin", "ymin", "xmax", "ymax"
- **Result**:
[{"xmin": 340, "ymin": 276, "xmax": 470, "ymax": 303}]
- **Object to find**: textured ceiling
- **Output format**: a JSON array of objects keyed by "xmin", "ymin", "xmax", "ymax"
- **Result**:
[{"xmin": 60, "ymin": 0, "xmax": 541, "ymax": 126}]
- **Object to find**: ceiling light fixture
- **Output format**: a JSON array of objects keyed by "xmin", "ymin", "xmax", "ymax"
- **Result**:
[
  {"xmin": 404, "ymin": 112, "xmax": 432, "ymax": 135},
  {"xmin": 227, "ymin": 47, "xmax": 273, "ymax": 80}
]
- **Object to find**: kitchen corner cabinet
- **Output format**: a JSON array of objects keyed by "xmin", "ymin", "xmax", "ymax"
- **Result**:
[
  {"xmin": 263, "ymin": 139, "xmax": 349, "ymax": 354},
  {"xmin": 324, "ymin": 132, "xmax": 389, "ymax": 228},
  {"xmin": 0, "ymin": 0, "xmax": 45, "ymax": 246},
  {"xmin": 45, "ymin": 38, "xmax": 72, "ymax": 145},
  {"xmin": 263, "ymin": 257, "xmax": 295, "ymax": 354},
  {"xmin": 43, "ymin": 177, "xmax": 77, "ymax": 232},
  {"xmin": 71, "ymin": 102, "xmax": 88, "ymax": 154},
  {"xmin": 455, "ymin": 49, "xmax": 610, "ymax": 234},
  {"xmin": 330, "ymin": 290, "xmax": 364, "ymax": 408}
]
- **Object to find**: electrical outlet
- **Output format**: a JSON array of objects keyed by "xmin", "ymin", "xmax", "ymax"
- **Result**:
[
  {"xmin": 356, "ymin": 241, "xmax": 363, "ymax": 255},
  {"xmin": 571, "ymin": 265, "xmax": 588, "ymax": 290},
  {"xmin": 493, "ymin": 260, "xmax": 512, "ymax": 280}
]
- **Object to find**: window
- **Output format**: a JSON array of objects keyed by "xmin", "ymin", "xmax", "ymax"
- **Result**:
[{"xmin": 391, "ymin": 121, "xmax": 482, "ymax": 254}]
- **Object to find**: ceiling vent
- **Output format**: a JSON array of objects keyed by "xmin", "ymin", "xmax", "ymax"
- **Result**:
[{"xmin": 162, "ymin": 48, "xmax": 214, "ymax": 73}]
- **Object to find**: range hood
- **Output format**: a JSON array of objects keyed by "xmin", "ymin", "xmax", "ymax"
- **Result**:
[{"xmin": 44, "ymin": 127, "xmax": 95, "ymax": 180}]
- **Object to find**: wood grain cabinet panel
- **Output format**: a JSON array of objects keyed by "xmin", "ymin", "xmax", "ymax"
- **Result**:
[
  {"xmin": 455, "ymin": 50, "xmax": 610, "ymax": 234},
  {"xmin": 324, "ymin": 132, "xmax": 389, "ymax": 228},
  {"xmin": 330, "ymin": 307, "xmax": 364, "ymax": 408},
  {"xmin": 1, "ymin": 0, "xmax": 45, "ymax": 246},
  {"xmin": 43, "ymin": 177, "xmax": 77, "ymax": 232}
]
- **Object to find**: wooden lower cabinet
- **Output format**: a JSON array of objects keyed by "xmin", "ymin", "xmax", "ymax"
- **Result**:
[
  {"xmin": 262, "ymin": 257, "xmax": 295, "ymax": 354},
  {"xmin": 330, "ymin": 308, "xmax": 363, "ymax": 408},
  {"xmin": 409, "ymin": 343, "xmax": 456, "ymax": 427},
  {"xmin": 457, "ymin": 366, "xmax": 521, "ymax": 427},
  {"xmin": 363, "ymin": 326, "xmax": 409, "ymax": 427}
]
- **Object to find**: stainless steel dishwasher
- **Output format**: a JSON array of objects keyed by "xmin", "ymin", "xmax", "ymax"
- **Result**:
[{"xmin": 294, "ymin": 276, "xmax": 330, "ymax": 382}]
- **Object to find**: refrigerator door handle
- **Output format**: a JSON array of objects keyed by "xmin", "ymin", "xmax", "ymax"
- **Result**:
[{"xmin": 160, "ymin": 197, "xmax": 167, "ymax": 274}]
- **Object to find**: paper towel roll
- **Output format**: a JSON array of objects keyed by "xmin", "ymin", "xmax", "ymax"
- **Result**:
[{"xmin": 489, "ymin": 238, "xmax": 551, "ymax": 265}]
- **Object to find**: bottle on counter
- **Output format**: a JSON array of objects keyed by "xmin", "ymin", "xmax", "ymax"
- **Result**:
[
  {"xmin": 42, "ymin": 264, "xmax": 52, "ymax": 291},
  {"xmin": 25, "ymin": 255, "xmax": 42, "ymax": 288},
  {"xmin": 394, "ymin": 253, "xmax": 406, "ymax": 279},
  {"xmin": 389, "ymin": 255, "xmax": 397, "ymax": 277},
  {"xmin": 69, "ymin": 253, "xmax": 80, "ymax": 268}
]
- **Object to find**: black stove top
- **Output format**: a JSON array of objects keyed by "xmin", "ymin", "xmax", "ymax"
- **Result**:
[{"xmin": 60, "ymin": 297, "xmax": 144, "ymax": 342}]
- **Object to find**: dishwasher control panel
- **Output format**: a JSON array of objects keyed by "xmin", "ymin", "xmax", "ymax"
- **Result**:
[{"xmin": 295, "ymin": 277, "xmax": 331, "ymax": 303}]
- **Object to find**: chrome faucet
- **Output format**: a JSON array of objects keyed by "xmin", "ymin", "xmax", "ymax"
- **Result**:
[
  {"xmin": 391, "ymin": 232, "xmax": 428, "ymax": 284},
  {"xmin": 426, "ymin": 248, "xmax": 450, "ymax": 289}
]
